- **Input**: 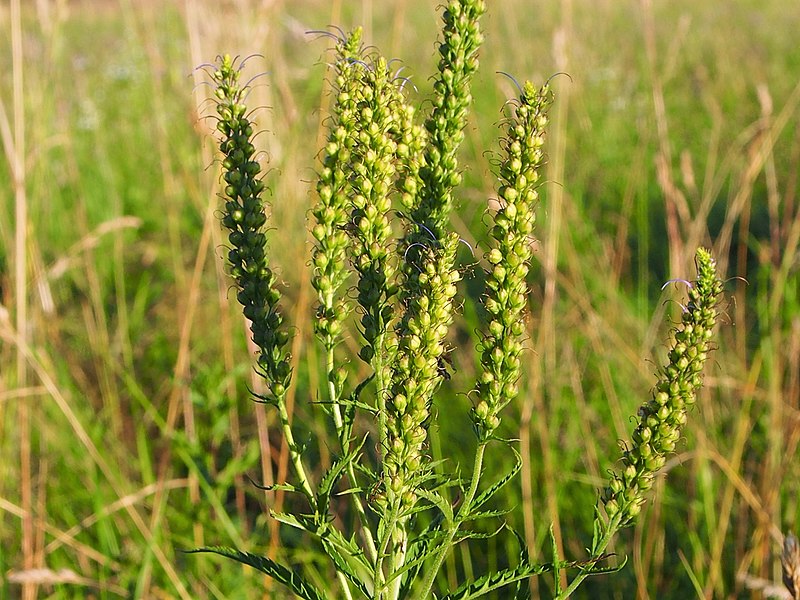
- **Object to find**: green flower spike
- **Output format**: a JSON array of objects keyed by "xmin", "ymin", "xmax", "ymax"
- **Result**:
[
  {"xmin": 312, "ymin": 30, "xmax": 364, "ymax": 357},
  {"xmin": 602, "ymin": 247, "xmax": 723, "ymax": 528},
  {"xmin": 416, "ymin": 0, "xmax": 486, "ymax": 239},
  {"xmin": 345, "ymin": 54, "xmax": 400, "ymax": 371},
  {"xmin": 213, "ymin": 55, "xmax": 291, "ymax": 403},
  {"xmin": 312, "ymin": 29, "xmax": 382, "ymax": 566},
  {"xmin": 385, "ymin": 233, "xmax": 461, "ymax": 502},
  {"xmin": 473, "ymin": 80, "xmax": 552, "ymax": 439},
  {"xmin": 212, "ymin": 55, "xmax": 313, "ymax": 502}
]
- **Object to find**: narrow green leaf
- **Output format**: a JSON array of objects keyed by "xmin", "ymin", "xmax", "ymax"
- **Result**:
[
  {"xmin": 471, "ymin": 450, "xmax": 521, "ymax": 511},
  {"xmin": 460, "ymin": 508, "xmax": 511, "ymax": 522},
  {"xmin": 318, "ymin": 536, "xmax": 372, "ymax": 598},
  {"xmin": 188, "ymin": 546, "xmax": 326, "ymax": 600},
  {"xmin": 317, "ymin": 436, "xmax": 366, "ymax": 514},
  {"xmin": 569, "ymin": 554, "xmax": 627, "ymax": 576},
  {"xmin": 270, "ymin": 510, "xmax": 316, "ymax": 533},
  {"xmin": 417, "ymin": 489, "xmax": 454, "ymax": 524},
  {"xmin": 453, "ymin": 522, "xmax": 505, "ymax": 544},
  {"xmin": 441, "ymin": 565, "xmax": 548, "ymax": 600},
  {"xmin": 510, "ymin": 527, "xmax": 532, "ymax": 600},
  {"xmin": 399, "ymin": 512, "xmax": 447, "ymax": 598}
]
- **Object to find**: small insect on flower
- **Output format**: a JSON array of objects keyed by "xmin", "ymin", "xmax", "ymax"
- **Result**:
[
  {"xmin": 367, "ymin": 477, "xmax": 386, "ymax": 506},
  {"xmin": 437, "ymin": 351, "xmax": 455, "ymax": 381}
]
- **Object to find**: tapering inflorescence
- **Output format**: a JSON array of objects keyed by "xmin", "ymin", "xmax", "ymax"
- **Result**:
[
  {"xmin": 416, "ymin": 0, "xmax": 486, "ymax": 239},
  {"xmin": 384, "ymin": 232, "xmax": 461, "ymax": 508},
  {"xmin": 213, "ymin": 55, "xmax": 292, "ymax": 404},
  {"xmin": 602, "ymin": 248, "xmax": 722, "ymax": 527},
  {"xmin": 311, "ymin": 30, "xmax": 364, "ymax": 358},
  {"xmin": 346, "ymin": 55, "xmax": 401, "ymax": 369},
  {"xmin": 472, "ymin": 81, "xmax": 552, "ymax": 439}
]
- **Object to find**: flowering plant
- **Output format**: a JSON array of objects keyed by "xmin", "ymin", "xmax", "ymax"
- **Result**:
[{"xmin": 192, "ymin": 2, "xmax": 723, "ymax": 597}]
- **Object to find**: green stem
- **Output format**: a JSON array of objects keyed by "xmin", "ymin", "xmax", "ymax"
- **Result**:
[
  {"xmin": 417, "ymin": 442, "xmax": 488, "ymax": 598},
  {"xmin": 326, "ymin": 345, "xmax": 378, "ymax": 563},
  {"xmin": 554, "ymin": 514, "xmax": 623, "ymax": 599},
  {"xmin": 375, "ymin": 503, "xmax": 404, "ymax": 599},
  {"xmin": 275, "ymin": 393, "xmax": 315, "ymax": 503}
]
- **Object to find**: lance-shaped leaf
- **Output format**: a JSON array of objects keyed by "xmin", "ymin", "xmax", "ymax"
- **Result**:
[{"xmin": 188, "ymin": 547, "xmax": 326, "ymax": 600}]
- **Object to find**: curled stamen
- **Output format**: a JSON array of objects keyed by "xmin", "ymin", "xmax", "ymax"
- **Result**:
[
  {"xmin": 396, "ymin": 76, "xmax": 418, "ymax": 94},
  {"xmin": 661, "ymin": 298, "xmax": 691, "ymax": 314},
  {"xmin": 195, "ymin": 61, "xmax": 216, "ymax": 71},
  {"xmin": 403, "ymin": 242, "xmax": 429, "ymax": 260},
  {"xmin": 388, "ymin": 58, "xmax": 405, "ymax": 71},
  {"xmin": 238, "ymin": 53, "xmax": 265, "ymax": 71},
  {"xmin": 241, "ymin": 71, "xmax": 270, "ymax": 91},
  {"xmin": 345, "ymin": 57, "xmax": 372, "ymax": 71},
  {"xmin": 416, "ymin": 223, "xmax": 438, "ymax": 243},
  {"xmin": 457, "ymin": 237, "xmax": 475, "ymax": 258},
  {"xmin": 725, "ymin": 275, "xmax": 749, "ymax": 286},
  {"xmin": 305, "ymin": 29, "xmax": 342, "ymax": 42},
  {"xmin": 306, "ymin": 29, "xmax": 335, "ymax": 38},
  {"xmin": 545, "ymin": 71, "xmax": 573, "ymax": 86},
  {"xmin": 496, "ymin": 70, "xmax": 524, "ymax": 95},
  {"xmin": 661, "ymin": 278, "xmax": 693, "ymax": 291},
  {"xmin": 500, "ymin": 97, "xmax": 521, "ymax": 115}
]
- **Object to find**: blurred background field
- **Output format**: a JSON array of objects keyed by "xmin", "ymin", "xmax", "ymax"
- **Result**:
[{"xmin": 1, "ymin": 0, "xmax": 799, "ymax": 597}]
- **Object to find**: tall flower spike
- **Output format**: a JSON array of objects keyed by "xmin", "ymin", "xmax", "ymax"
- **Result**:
[
  {"xmin": 384, "ymin": 232, "xmax": 461, "ymax": 505},
  {"xmin": 213, "ymin": 55, "xmax": 292, "ymax": 404},
  {"xmin": 602, "ymin": 247, "xmax": 723, "ymax": 527},
  {"xmin": 212, "ymin": 55, "xmax": 315, "ymax": 504},
  {"xmin": 416, "ymin": 0, "xmax": 486, "ymax": 239},
  {"xmin": 385, "ymin": 76, "xmax": 455, "ymax": 497},
  {"xmin": 345, "ymin": 54, "xmax": 400, "ymax": 369},
  {"xmin": 473, "ymin": 81, "xmax": 552, "ymax": 439},
  {"xmin": 312, "ymin": 30, "xmax": 363, "ymax": 355}
]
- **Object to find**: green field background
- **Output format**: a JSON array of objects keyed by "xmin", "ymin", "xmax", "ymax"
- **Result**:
[{"xmin": 1, "ymin": 0, "xmax": 799, "ymax": 598}]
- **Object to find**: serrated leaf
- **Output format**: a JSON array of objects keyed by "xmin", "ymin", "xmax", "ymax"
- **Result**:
[
  {"xmin": 318, "ymin": 535, "xmax": 371, "ymax": 598},
  {"xmin": 417, "ymin": 489, "xmax": 454, "ymax": 524},
  {"xmin": 590, "ymin": 507, "xmax": 605, "ymax": 554},
  {"xmin": 317, "ymin": 437, "xmax": 366, "ymax": 514},
  {"xmin": 399, "ymin": 512, "xmax": 447, "ymax": 598},
  {"xmin": 342, "ymin": 399, "xmax": 357, "ymax": 440},
  {"xmin": 188, "ymin": 546, "xmax": 326, "ymax": 600},
  {"xmin": 471, "ymin": 450, "xmax": 521, "ymax": 511},
  {"xmin": 509, "ymin": 527, "xmax": 532, "ymax": 600},
  {"xmin": 441, "ymin": 564, "xmax": 548, "ymax": 600},
  {"xmin": 460, "ymin": 508, "xmax": 511, "ymax": 522},
  {"xmin": 569, "ymin": 553, "xmax": 626, "ymax": 576},
  {"xmin": 453, "ymin": 522, "xmax": 505, "ymax": 544},
  {"xmin": 270, "ymin": 510, "xmax": 316, "ymax": 533}
]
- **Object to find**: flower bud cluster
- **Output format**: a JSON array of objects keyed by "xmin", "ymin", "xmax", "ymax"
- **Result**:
[
  {"xmin": 312, "ymin": 30, "xmax": 364, "ymax": 353},
  {"xmin": 602, "ymin": 248, "xmax": 722, "ymax": 526},
  {"xmin": 473, "ymin": 81, "xmax": 552, "ymax": 438},
  {"xmin": 393, "ymin": 94, "xmax": 427, "ymax": 218},
  {"xmin": 416, "ymin": 0, "xmax": 486, "ymax": 238},
  {"xmin": 384, "ymin": 232, "xmax": 461, "ymax": 508},
  {"xmin": 344, "ymin": 55, "xmax": 401, "ymax": 366},
  {"xmin": 212, "ymin": 55, "xmax": 292, "ymax": 402}
]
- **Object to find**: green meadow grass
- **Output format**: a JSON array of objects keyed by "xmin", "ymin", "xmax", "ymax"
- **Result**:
[{"xmin": 1, "ymin": 0, "xmax": 799, "ymax": 598}]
